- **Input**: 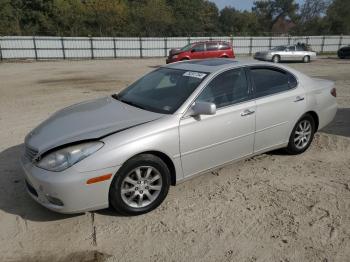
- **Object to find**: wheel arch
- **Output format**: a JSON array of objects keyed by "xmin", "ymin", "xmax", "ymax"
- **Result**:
[
  {"xmin": 288, "ymin": 110, "xmax": 320, "ymax": 140},
  {"xmin": 124, "ymin": 150, "xmax": 177, "ymax": 186},
  {"xmin": 305, "ymin": 111, "xmax": 319, "ymax": 131}
]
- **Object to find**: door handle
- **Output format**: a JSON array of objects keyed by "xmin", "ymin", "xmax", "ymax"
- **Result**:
[
  {"xmin": 241, "ymin": 109, "xmax": 255, "ymax": 116},
  {"xmin": 294, "ymin": 96, "xmax": 305, "ymax": 102}
]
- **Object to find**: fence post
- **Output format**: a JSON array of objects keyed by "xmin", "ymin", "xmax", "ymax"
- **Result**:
[
  {"xmin": 338, "ymin": 35, "xmax": 343, "ymax": 49},
  {"xmin": 139, "ymin": 37, "xmax": 143, "ymax": 58},
  {"xmin": 164, "ymin": 37, "xmax": 167, "ymax": 57},
  {"xmin": 288, "ymin": 36, "xmax": 291, "ymax": 45},
  {"xmin": 269, "ymin": 36, "xmax": 272, "ymax": 49},
  {"xmin": 230, "ymin": 35, "xmax": 233, "ymax": 46},
  {"xmin": 89, "ymin": 36, "xmax": 94, "ymax": 59},
  {"xmin": 113, "ymin": 38, "xmax": 117, "ymax": 59},
  {"xmin": 33, "ymin": 36, "xmax": 38, "ymax": 60},
  {"xmin": 187, "ymin": 36, "xmax": 191, "ymax": 45},
  {"xmin": 321, "ymin": 36, "xmax": 326, "ymax": 54},
  {"xmin": 249, "ymin": 37, "xmax": 253, "ymax": 56},
  {"xmin": 60, "ymin": 37, "xmax": 65, "ymax": 59},
  {"xmin": 0, "ymin": 41, "xmax": 2, "ymax": 62}
]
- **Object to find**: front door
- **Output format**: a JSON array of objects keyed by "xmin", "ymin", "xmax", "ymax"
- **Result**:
[{"xmin": 179, "ymin": 68, "xmax": 256, "ymax": 177}]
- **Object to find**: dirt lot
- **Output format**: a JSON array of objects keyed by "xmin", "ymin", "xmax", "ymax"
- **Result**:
[{"xmin": 0, "ymin": 57, "xmax": 349, "ymax": 262}]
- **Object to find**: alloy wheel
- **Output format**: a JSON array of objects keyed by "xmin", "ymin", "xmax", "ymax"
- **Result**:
[
  {"xmin": 120, "ymin": 166, "xmax": 162, "ymax": 208},
  {"xmin": 294, "ymin": 120, "xmax": 312, "ymax": 150}
]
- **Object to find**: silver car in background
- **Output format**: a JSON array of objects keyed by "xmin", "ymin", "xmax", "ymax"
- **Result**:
[
  {"xmin": 254, "ymin": 44, "xmax": 317, "ymax": 63},
  {"xmin": 21, "ymin": 59, "xmax": 337, "ymax": 215}
]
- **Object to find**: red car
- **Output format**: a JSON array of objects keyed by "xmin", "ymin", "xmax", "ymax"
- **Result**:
[{"xmin": 166, "ymin": 41, "xmax": 235, "ymax": 63}]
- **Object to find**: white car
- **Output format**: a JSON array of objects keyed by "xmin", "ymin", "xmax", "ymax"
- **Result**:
[
  {"xmin": 21, "ymin": 59, "xmax": 337, "ymax": 215},
  {"xmin": 254, "ymin": 45, "xmax": 317, "ymax": 63}
]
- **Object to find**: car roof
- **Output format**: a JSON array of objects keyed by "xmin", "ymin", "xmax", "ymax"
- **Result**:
[
  {"xmin": 191, "ymin": 40, "xmax": 230, "ymax": 45},
  {"xmin": 163, "ymin": 58, "xmax": 275, "ymax": 73}
]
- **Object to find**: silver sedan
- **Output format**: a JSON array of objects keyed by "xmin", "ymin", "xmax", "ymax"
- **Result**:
[
  {"xmin": 21, "ymin": 59, "xmax": 337, "ymax": 215},
  {"xmin": 254, "ymin": 45, "xmax": 317, "ymax": 63}
]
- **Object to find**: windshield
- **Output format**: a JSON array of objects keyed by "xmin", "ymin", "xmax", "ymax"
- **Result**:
[
  {"xmin": 116, "ymin": 68, "xmax": 208, "ymax": 114},
  {"xmin": 271, "ymin": 46, "xmax": 286, "ymax": 51},
  {"xmin": 181, "ymin": 43, "xmax": 194, "ymax": 51}
]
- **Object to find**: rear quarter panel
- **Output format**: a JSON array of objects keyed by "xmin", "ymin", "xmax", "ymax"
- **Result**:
[{"xmin": 302, "ymin": 77, "xmax": 337, "ymax": 130}]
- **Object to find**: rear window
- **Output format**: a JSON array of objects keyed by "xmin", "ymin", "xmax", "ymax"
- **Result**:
[
  {"xmin": 250, "ymin": 67, "xmax": 297, "ymax": 98},
  {"xmin": 219, "ymin": 43, "xmax": 230, "ymax": 50},
  {"xmin": 206, "ymin": 42, "xmax": 218, "ymax": 51}
]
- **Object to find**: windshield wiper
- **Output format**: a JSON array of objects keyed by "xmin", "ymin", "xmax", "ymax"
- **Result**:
[{"xmin": 111, "ymin": 94, "xmax": 147, "ymax": 110}]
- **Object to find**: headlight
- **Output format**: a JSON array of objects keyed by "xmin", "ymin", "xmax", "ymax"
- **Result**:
[
  {"xmin": 173, "ymin": 55, "xmax": 178, "ymax": 59},
  {"xmin": 36, "ymin": 141, "xmax": 104, "ymax": 172}
]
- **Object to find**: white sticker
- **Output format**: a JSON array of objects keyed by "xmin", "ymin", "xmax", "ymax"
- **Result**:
[{"xmin": 183, "ymin": 71, "xmax": 207, "ymax": 79}]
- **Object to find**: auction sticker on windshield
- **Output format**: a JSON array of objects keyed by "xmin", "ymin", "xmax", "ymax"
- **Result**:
[{"xmin": 183, "ymin": 71, "xmax": 207, "ymax": 79}]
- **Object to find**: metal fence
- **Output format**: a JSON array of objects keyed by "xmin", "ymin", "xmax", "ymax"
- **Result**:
[{"xmin": 0, "ymin": 35, "xmax": 349, "ymax": 60}]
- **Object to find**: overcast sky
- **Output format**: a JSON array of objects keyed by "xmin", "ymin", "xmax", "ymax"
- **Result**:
[{"xmin": 210, "ymin": 0, "xmax": 306, "ymax": 11}]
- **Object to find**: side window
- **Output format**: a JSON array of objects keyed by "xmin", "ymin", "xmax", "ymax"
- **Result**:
[
  {"xmin": 206, "ymin": 42, "xmax": 218, "ymax": 51},
  {"xmin": 192, "ymin": 44, "xmax": 205, "ymax": 52},
  {"xmin": 196, "ymin": 68, "xmax": 249, "ymax": 108},
  {"xmin": 219, "ymin": 43, "xmax": 230, "ymax": 50},
  {"xmin": 296, "ymin": 45, "xmax": 305, "ymax": 51},
  {"xmin": 250, "ymin": 68, "xmax": 295, "ymax": 98}
]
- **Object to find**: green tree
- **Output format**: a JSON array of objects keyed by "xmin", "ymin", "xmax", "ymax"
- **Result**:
[
  {"xmin": 326, "ymin": 0, "xmax": 350, "ymax": 34},
  {"xmin": 128, "ymin": 0, "xmax": 174, "ymax": 36},
  {"xmin": 252, "ymin": 0, "xmax": 298, "ymax": 33},
  {"xmin": 51, "ymin": 0, "xmax": 87, "ymax": 36},
  {"xmin": 294, "ymin": 0, "xmax": 330, "ymax": 35},
  {"xmin": 219, "ymin": 7, "xmax": 259, "ymax": 36},
  {"xmin": 0, "ymin": 0, "xmax": 18, "ymax": 35},
  {"xmin": 85, "ymin": 0, "xmax": 128, "ymax": 36}
]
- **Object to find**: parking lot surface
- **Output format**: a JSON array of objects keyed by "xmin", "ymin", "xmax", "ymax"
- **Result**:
[{"xmin": 0, "ymin": 57, "xmax": 349, "ymax": 262}]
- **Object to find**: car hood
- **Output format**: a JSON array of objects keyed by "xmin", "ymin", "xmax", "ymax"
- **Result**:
[
  {"xmin": 169, "ymin": 48, "xmax": 182, "ymax": 56},
  {"xmin": 25, "ymin": 96, "xmax": 164, "ymax": 154}
]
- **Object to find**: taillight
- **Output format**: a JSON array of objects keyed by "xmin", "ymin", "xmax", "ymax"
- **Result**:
[{"xmin": 330, "ymin": 87, "xmax": 336, "ymax": 97}]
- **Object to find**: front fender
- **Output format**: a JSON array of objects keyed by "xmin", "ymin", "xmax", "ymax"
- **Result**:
[{"xmin": 73, "ymin": 115, "xmax": 184, "ymax": 180}]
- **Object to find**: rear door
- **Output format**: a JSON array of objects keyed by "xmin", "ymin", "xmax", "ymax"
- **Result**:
[
  {"xmin": 205, "ymin": 42, "xmax": 219, "ymax": 58},
  {"xmin": 190, "ymin": 43, "xmax": 206, "ymax": 59},
  {"xmin": 247, "ymin": 66, "xmax": 306, "ymax": 153},
  {"xmin": 282, "ymin": 46, "xmax": 296, "ymax": 61},
  {"xmin": 295, "ymin": 45, "xmax": 306, "ymax": 60}
]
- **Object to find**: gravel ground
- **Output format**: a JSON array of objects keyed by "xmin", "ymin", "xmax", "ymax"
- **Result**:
[{"xmin": 0, "ymin": 57, "xmax": 349, "ymax": 262}]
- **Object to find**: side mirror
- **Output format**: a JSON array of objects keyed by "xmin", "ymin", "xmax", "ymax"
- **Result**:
[
  {"xmin": 191, "ymin": 49, "xmax": 196, "ymax": 53},
  {"xmin": 188, "ymin": 101, "xmax": 216, "ymax": 116}
]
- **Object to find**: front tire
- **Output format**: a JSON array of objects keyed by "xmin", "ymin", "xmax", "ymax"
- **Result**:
[
  {"xmin": 272, "ymin": 55, "xmax": 280, "ymax": 63},
  {"xmin": 109, "ymin": 154, "xmax": 171, "ymax": 215},
  {"xmin": 303, "ymin": 55, "xmax": 310, "ymax": 63},
  {"xmin": 286, "ymin": 114, "xmax": 315, "ymax": 155}
]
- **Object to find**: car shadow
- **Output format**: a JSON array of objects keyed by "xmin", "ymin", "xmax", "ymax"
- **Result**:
[
  {"xmin": 320, "ymin": 108, "xmax": 350, "ymax": 138},
  {"xmin": 0, "ymin": 144, "xmax": 81, "ymax": 221},
  {"xmin": 267, "ymin": 108, "xmax": 350, "ymax": 156}
]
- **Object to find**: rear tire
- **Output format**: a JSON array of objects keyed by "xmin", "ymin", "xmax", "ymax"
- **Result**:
[
  {"xmin": 303, "ymin": 55, "xmax": 310, "ymax": 63},
  {"xmin": 286, "ymin": 114, "xmax": 315, "ymax": 155},
  {"xmin": 338, "ymin": 52, "xmax": 345, "ymax": 59},
  {"xmin": 109, "ymin": 154, "xmax": 171, "ymax": 216},
  {"xmin": 272, "ymin": 55, "xmax": 280, "ymax": 63}
]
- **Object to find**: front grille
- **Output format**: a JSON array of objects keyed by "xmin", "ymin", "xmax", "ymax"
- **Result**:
[
  {"xmin": 25, "ymin": 145, "xmax": 38, "ymax": 161},
  {"xmin": 25, "ymin": 180, "xmax": 38, "ymax": 197}
]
